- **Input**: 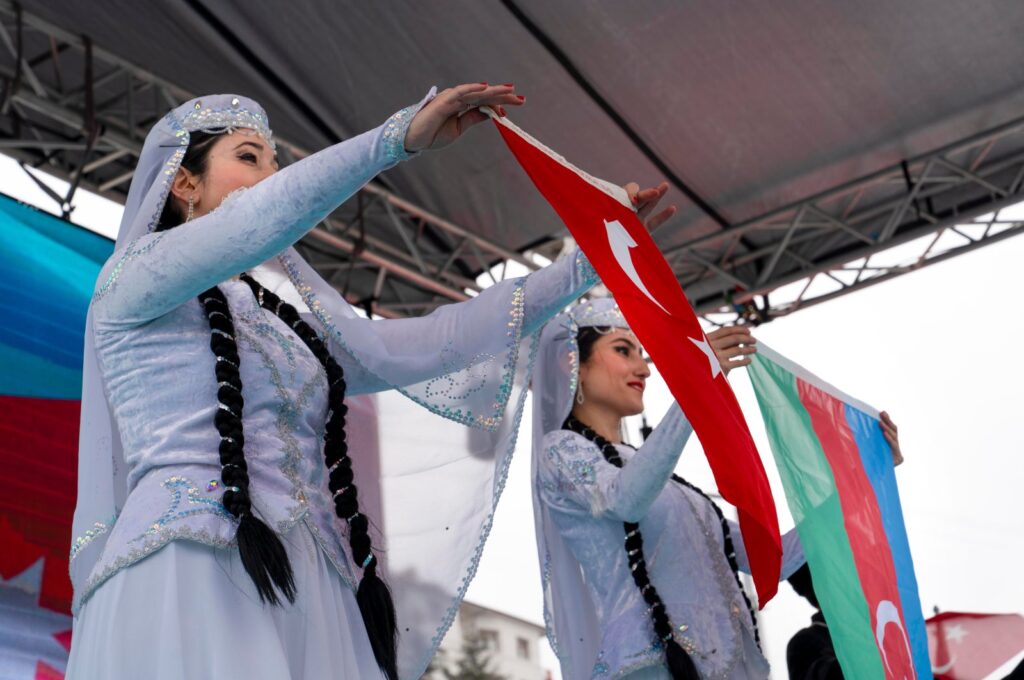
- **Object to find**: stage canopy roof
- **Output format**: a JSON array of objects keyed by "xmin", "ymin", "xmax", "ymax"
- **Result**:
[{"xmin": 2, "ymin": 0, "xmax": 1023, "ymax": 320}]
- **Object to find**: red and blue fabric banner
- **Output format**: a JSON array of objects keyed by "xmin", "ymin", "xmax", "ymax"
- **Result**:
[
  {"xmin": 747, "ymin": 343, "xmax": 931, "ymax": 679},
  {"xmin": 491, "ymin": 115, "xmax": 783, "ymax": 604},
  {"xmin": 0, "ymin": 191, "xmax": 113, "ymax": 679}
]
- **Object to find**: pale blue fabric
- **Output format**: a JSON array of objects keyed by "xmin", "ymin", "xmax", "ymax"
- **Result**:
[
  {"xmin": 67, "ymin": 523, "xmax": 386, "ymax": 680},
  {"xmin": 70, "ymin": 90, "xmax": 599, "ymax": 679},
  {"xmin": 539, "ymin": 428, "xmax": 805, "ymax": 679},
  {"xmin": 80, "ymin": 240, "xmax": 595, "ymax": 611},
  {"xmin": 531, "ymin": 300, "xmax": 805, "ymax": 680}
]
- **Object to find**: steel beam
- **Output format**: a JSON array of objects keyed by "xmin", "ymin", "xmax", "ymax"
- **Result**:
[
  {"xmin": 0, "ymin": 0, "xmax": 529, "ymax": 318},
  {"xmin": 2, "ymin": 0, "xmax": 1023, "ymax": 323}
]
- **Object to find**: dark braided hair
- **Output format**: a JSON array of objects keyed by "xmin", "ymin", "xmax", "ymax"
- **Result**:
[
  {"xmin": 197, "ymin": 284, "xmax": 297, "ymax": 605},
  {"xmin": 158, "ymin": 131, "xmax": 399, "ymax": 680},
  {"xmin": 667, "ymin": 474, "xmax": 759, "ymax": 648},
  {"xmin": 563, "ymin": 415, "xmax": 701, "ymax": 680},
  {"xmin": 568, "ymin": 327, "xmax": 761, "ymax": 677},
  {"xmin": 239, "ymin": 274, "xmax": 398, "ymax": 680},
  {"xmin": 157, "ymin": 131, "xmax": 295, "ymax": 607}
]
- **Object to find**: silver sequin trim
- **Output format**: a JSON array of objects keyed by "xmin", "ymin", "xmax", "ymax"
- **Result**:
[
  {"xmin": 381, "ymin": 106, "xmax": 417, "ymax": 163},
  {"xmin": 73, "ymin": 526, "xmax": 234, "ymax": 614},
  {"xmin": 414, "ymin": 334, "xmax": 541, "ymax": 675},
  {"xmin": 69, "ymin": 517, "xmax": 116, "ymax": 562},
  {"xmin": 278, "ymin": 252, "xmax": 528, "ymax": 432},
  {"xmin": 180, "ymin": 105, "xmax": 275, "ymax": 151},
  {"xmin": 132, "ymin": 475, "xmax": 233, "ymax": 542},
  {"xmin": 234, "ymin": 310, "xmax": 324, "ymax": 536},
  {"xmin": 93, "ymin": 233, "xmax": 168, "ymax": 301}
]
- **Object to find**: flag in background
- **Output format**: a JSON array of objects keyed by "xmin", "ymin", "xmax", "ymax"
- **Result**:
[
  {"xmin": 747, "ymin": 343, "xmax": 931, "ymax": 679},
  {"xmin": 0, "ymin": 191, "xmax": 113, "ymax": 679},
  {"xmin": 927, "ymin": 611, "xmax": 1024, "ymax": 679},
  {"xmin": 491, "ymin": 114, "xmax": 782, "ymax": 604}
]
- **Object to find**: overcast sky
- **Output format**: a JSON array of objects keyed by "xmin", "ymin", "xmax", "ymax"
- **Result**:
[{"xmin": 4, "ymin": 152, "xmax": 1022, "ymax": 678}]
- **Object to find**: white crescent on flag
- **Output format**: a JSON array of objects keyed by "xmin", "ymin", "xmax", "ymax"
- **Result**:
[
  {"xmin": 876, "ymin": 599, "xmax": 916, "ymax": 679},
  {"xmin": 604, "ymin": 219, "xmax": 670, "ymax": 315}
]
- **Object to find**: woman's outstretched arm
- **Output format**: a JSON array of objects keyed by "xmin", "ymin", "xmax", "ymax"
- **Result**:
[{"xmin": 93, "ymin": 85, "xmax": 522, "ymax": 328}]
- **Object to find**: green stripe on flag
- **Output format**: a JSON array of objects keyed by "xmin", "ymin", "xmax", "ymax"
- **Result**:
[{"xmin": 747, "ymin": 353, "xmax": 885, "ymax": 678}]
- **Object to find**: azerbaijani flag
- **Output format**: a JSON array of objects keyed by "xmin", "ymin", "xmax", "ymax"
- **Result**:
[
  {"xmin": 0, "ymin": 191, "xmax": 113, "ymax": 679},
  {"xmin": 747, "ymin": 344, "xmax": 931, "ymax": 679}
]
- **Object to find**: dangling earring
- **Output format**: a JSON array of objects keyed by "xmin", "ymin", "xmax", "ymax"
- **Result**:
[
  {"xmin": 186, "ymin": 195, "xmax": 195, "ymax": 222},
  {"xmin": 575, "ymin": 385, "xmax": 585, "ymax": 405}
]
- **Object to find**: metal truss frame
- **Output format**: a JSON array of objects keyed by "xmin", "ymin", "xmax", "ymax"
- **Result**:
[
  {"xmin": 668, "ymin": 116, "xmax": 1024, "ymax": 325},
  {"xmin": 0, "ymin": 0, "xmax": 539, "ymax": 320},
  {"xmin": 3, "ymin": 0, "xmax": 1022, "ymax": 323}
]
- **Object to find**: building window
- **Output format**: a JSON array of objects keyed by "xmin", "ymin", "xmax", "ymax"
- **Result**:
[
  {"xmin": 516, "ymin": 637, "xmax": 530, "ymax": 660},
  {"xmin": 479, "ymin": 629, "xmax": 500, "ymax": 652}
]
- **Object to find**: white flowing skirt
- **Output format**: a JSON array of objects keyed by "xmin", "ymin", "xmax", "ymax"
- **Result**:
[{"xmin": 66, "ymin": 521, "xmax": 385, "ymax": 680}]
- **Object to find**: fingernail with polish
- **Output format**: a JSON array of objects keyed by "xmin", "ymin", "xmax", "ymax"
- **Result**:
[
  {"xmin": 504, "ymin": 83, "xmax": 515, "ymax": 87},
  {"xmin": 516, "ymin": 95, "xmax": 526, "ymax": 102}
]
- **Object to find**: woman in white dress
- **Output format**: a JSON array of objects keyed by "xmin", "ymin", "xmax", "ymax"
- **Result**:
[
  {"xmin": 532, "ymin": 301, "xmax": 904, "ymax": 679},
  {"xmin": 66, "ymin": 84, "xmax": 670, "ymax": 679},
  {"xmin": 530, "ymin": 300, "xmax": 814, "ymax": 680}
]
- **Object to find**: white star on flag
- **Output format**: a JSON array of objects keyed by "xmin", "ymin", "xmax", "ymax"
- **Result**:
[
  {"xmin": 946, "ymin": 623, "xmax": 968, "ymax": 645},
  {"xmin": 690, "ymin": 336, "xmax": 722, "ymax": 379},
  {"xmin": 0, "ymin": 558, "xmax": 73, "ymax": 678}
]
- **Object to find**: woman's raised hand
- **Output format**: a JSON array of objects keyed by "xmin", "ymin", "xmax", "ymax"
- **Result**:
[
  {"xmin": 623, "ymin": 181, "xmax": 676, "ymax": 234},
  {"xmin": 405, "ymin": 83, "xmax": 524, "ymax": 153},
  {"xmin": 707, "ymin": 325, "xmax": 757, "ymax": 375},
  {"xmin": 880, "ymin": 411, "xmax": 904, "ymax": 466}
]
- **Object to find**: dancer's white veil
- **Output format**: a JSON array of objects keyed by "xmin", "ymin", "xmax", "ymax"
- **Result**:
[{"xmin": 530, "ymin": 298, "xmax": 630, "ymax": 680}]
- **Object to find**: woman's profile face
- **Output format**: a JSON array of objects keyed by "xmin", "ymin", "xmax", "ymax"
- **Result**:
[
  {"xmin": 578, "ymin": 329, "xmax": 650, "ymax": 418},
  {"xmin": 192, "ymin": 130, "xmax": 278, "ymax": 218}
]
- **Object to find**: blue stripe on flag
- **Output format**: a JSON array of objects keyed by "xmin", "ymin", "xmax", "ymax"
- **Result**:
[{"xmin": 844, "ymin": 404, "xmax": 933, "ymax": 680}]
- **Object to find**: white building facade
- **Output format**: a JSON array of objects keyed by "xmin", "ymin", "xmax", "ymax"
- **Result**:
[{"xmin": 426, "ymin": 600, "xmax": 549, "ymax": 680}]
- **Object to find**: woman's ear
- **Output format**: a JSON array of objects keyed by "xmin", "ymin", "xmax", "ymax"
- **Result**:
[{"xmin": 169, "ymin": 167, "xmax": 198, "ymax": 211}]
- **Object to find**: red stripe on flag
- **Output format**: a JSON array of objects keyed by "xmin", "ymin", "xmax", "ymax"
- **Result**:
[
  {"xmin": 493, "ymin": 118, "xmax": 782, "ymax": 602},
  {"xmin": 797, "ymin": 380, "xmax": 915, "ymax": 679},
  {"xmin": 0, "ymin": 395, "xmax": 78, "ymax": 614}
]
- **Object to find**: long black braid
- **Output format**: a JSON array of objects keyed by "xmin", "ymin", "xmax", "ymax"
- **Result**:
[
  {"xmin": 667, "ymin": 474, "xmax": 760, "ymax": 647},
  {"xmin": 155, "ymin": 131, "xmax": 297, "ymax": 609},
  {"xmin": 239, "ymin": 274, "xmax": 398, "ymax": 680},
  {"xmin": 567, "ymin": 327, "xmax": 760, "ymax": 678},
  {"xmin": 197, "ymin": 284, "xmax": 297, "ymax": 605},
  {"xmin": 157, "ymin": 131, "xmax": 398, "ymax": 680},
  {"xmin": 562, "ymin": 415, "xmax": 701, "ymax": 680}
]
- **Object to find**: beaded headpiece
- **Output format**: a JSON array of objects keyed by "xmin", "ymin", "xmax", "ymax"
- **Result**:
[
  {"xmin": 179, "ymin": 95, "xmax": 276, "ymax": 150},
  {"xmin": 567, "ymin": 297, "xmax": 630, "ymax": 331},
  {"xmin": 109, "ymin": 94, "xmax": 276, "ymax": 247}
]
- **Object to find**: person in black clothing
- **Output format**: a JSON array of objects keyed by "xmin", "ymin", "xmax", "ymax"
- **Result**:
[{"xmin": 786, "ymin": 564, "xmax": 843, "ymax": 680}]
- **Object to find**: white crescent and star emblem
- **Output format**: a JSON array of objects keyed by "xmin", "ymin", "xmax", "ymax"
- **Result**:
[
  {"xmin": 604, "ymin": 217, "xmax": 722, "ymax": 379},
  {"xmin": 876, "ymin": 600, "xmax": 916, "ymax": 679},
  {"xmin": 604, "ymin": 219, "xmax": 670, "ymax": 315},
  {"xmin": 929, "ymin": 623, "xmax": 967, "ymax": 674}
]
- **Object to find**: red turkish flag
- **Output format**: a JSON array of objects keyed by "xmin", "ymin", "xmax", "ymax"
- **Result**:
[
  {"xmin": 927, "ymin": 612, "xmax": 1024, "ymax": 679},
  {"xmin": 492, "ymin": 117, "xmax": 782, "ymax": 603}
]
